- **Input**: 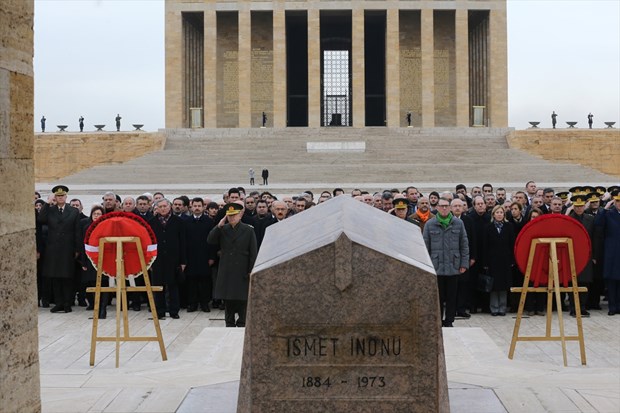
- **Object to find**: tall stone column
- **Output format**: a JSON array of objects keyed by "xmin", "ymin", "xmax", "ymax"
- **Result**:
[
  {"xmin": 420, "ymin": 9, "xmax": 435, "ymax": 128},
  {"xmin": 0, "ymin": 1, "xmax": 41, "ymax": 412},
  {"xmin": 488, "ymin": 7, "xmax": 508, "ymax": 127},
  {"xmin": 238, "ymin": 8, "xmax": 252, "ymax": 128},
  {"xmin": 273, "ymin": 5, "xmax": 287, "ymax": 128},
  {"xmin": 421, "ymin": 9, "xmax": 434, "ymax": 128},
  {"xmin": 204, "ymin": 9, "xmax": 217, "ymax": 128},
  {"xmin": 308, "ymin": 8, "xmax": 321, "ymax": 127},
  {"xmin": 352, "ymin": 9, "xmax": 365, "ymax": 128},
  {"xmin": 165, "ymin": 5, "xmax": 183, "ymax": 128},
  {"xmin": 385, "ymin": 9, "xmax": 400, "ymax": 127},
  {"xmin": 455, "ymin": 9, "xmax": 469, "ymax": 127}
]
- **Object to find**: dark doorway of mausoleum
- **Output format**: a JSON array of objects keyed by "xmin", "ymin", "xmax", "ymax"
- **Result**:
[
  {"xmin": 364, "ymin": 11, "xmax": 386, "ymax": 126},
  {"xmin": 286, "ymin": 12, "xmax": 309, "ymax": 127}
]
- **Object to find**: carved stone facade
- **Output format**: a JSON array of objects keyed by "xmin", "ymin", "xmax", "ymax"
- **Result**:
[{"xmin": 165, "ymin": 0, "xmax": 508, "ymax": 129}]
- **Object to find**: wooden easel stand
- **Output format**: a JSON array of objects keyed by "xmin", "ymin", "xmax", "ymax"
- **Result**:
[
  {"xmin": 509, "ymin": 237, "xmax": 587, "ymax": 366},
  {"xmin": 86, "ymin": 236, "xmax": 167, "ymax": 368}
]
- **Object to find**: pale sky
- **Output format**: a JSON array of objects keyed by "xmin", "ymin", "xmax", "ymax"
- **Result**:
[{"xmin": 34, "ymin": 0, "xmax": 620, "ymax": 132}]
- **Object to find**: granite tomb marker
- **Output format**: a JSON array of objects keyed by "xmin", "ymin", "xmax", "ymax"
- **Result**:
[{"xmin": 238, "ymin": 196, "xmax": 449, "ymax": 412}]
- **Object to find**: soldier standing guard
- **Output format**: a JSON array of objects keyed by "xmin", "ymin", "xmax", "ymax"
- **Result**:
[
  {"xmin": 262, "ymin": 112, "xmax": 267, "ymax": 127},
  {"xmin": 41, "ymin": 116, "xmax": 46, "ymax": 132},
  {"xmin": 79, "ymin": 116, "xmax": 84, "ymax": 132},
  {"xmin": 588, "ymin": 113, "xmax": 594, "ymax": 129},
  {"xmin": 551, "ymin": 111, "xmax": 558, "ymax": 129},
  {"xmin": 261, "ymin": 168, "xmax": 269, "ymax": 185},
  {"xmin": 115, "ymin": 114, "xmax": 122, "ymax": 131},
  {"xmin": 406, "ymin": 111, "xmax": 412, "ymax": 127}
]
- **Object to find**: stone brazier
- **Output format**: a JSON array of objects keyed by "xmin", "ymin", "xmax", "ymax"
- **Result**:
[{"xmin": 237, "ymin": 196, "xmax": 449, "ymax": 412}]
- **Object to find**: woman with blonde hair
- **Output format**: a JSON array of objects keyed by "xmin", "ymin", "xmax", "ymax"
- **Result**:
[{"xmin": 483, "ymin": 205, "xmax": 516, "ymax": 316}]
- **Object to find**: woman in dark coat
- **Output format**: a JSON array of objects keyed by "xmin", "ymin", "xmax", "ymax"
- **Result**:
[
  {"xmin": 80, "ymin": 206, "xmax": 110, "ymax": 317},
  {"xmin": 483, "ymin": 205, "xmax": 516, "ymax": 316},
  {"xmin": 508, "ymin": 201, "xmax": 526, "ymax": 312},
  {"xmin": 79, "ymin": 205, "xmax": 106, "ymax": 316}
]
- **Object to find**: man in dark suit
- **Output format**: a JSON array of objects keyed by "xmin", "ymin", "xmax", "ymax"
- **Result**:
[
  {"xmin": 251, "ymin": 199, "xmax": 276, "ymax": 249},
  {"xmin": 185, "ymin": 197, "xmax": 216, "ymax": 312},
  {"xmin": 208, "ymin": 202, "xmax": 258, "ymax": 327},
  {"xmin": 128, "ymin": 194, "xmax": 154, "ymax": 310},
  {"xmin": 70, "ymin": 198, "xmax": 88, "ymax": 220},
  {"xmin": 541, "ymin": 188, "xmax": 555, "ymax": 214},
  {"xmin": 148, "ymin": 199, "xmax": 186, "ymax": 319},
  {"xmin": 466, "ymin": 195, "xmax": 491, "ymax": 313},
  {"xmin": 133, "ymin": 195, "xmax": 153, "ymax": 221},
  {"xmin": 452, "ymin": 198, "xmax": 476, "ymax": 318},
  {"xmin": 37, "ymin": 185, "xmax": 81, "ymax": 313}
]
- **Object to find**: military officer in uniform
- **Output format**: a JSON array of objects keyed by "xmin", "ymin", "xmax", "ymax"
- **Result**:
[
  {"xmin": 37, "ymin": 185, "xmax": 81, "ymax": 313},
  {"xmin": 391, "ymin": 198, "xmax": 410, "ymax": 219},
  {"xmin": 208, "ymin": 202, "xmax": 258, "ymax": 327},
  {"xmin": 567, "ymin": 195, "xmax": 600, "ymax": 316}
]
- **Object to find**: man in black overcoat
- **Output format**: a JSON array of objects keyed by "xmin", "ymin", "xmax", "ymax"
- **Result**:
[
  {"xmin": 251, "ymin": 199, "xmax": 276, "ymax": 249},
  {"xmin": 185, "ymin": 197, "xmax": 216, "ymax": 312},
  {"xmin": 148, "ymin": 199, "xmax": 186, "ymax": 319},
  {"xmin": 466, "ymin": 195, "xmax": 490, "ymax": 313},
  {"xmin": 133, "ymin": 195, "xmax": 153, "ymax": 221},
  {"xmin": 36, "ymin": 185, "xmax": 81, "ymax": 313}
]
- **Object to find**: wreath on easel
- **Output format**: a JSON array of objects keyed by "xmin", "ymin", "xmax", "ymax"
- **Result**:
[{"xmin": 84, "ymin": 212, "xmax": 157, "ymax": 278}]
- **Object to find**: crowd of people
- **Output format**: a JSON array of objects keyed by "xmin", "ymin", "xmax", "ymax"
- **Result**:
[{"xmin": 34, "ymin": 180, "xmax": 620, "ymax": 328}]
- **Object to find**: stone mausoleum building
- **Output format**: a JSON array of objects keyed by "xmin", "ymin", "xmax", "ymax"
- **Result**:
[{"xmin": 165, "ymin": 0, "xmax": 507, "ymax": 129}]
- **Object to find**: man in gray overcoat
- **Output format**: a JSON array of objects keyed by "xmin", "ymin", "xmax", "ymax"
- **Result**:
[
  {"xmin": 208, "ymin": 202, "xmax": 257, "ymax": 327},
  {"xmin": 423, "ymin": 197, "xmax": 469, "ymax": 327}
]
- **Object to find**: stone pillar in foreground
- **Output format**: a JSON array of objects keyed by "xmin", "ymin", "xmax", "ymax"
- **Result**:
[
  {"xmin": 238, "ymin": 196, "xmax": 449, "ymax": 412},
  {"xmin": 0, "ymin": 0, "xmax": 41, "ymax": 412}
]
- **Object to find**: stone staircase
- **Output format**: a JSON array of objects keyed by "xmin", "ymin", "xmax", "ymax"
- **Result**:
[{"xmin": 49, "ymin": 127, "xmax": 617, "ymax": 197}]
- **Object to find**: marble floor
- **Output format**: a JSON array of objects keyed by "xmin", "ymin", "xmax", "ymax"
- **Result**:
[{"xmin": 39, "ymin": 305, "xmax": 620, "ymax": 413}]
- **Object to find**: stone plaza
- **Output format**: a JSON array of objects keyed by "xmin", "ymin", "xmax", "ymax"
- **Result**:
[{"xmin": 36, "ymin": 302, "xmax": 620, "ymax": 412}]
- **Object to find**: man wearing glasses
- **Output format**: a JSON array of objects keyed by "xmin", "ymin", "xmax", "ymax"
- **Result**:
[{"xmin": 423, "ymin": 198, "xmax": 470, "ymax": 328}]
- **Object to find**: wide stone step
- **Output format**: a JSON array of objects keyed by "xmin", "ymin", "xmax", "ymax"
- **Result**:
[
  {"xmin": 47, "ymin": 127, "xmax": 617, "ymax": 193},
  {"xmin": 61, "ymin": 162, "xmax": 610, "ymax": 185}
]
